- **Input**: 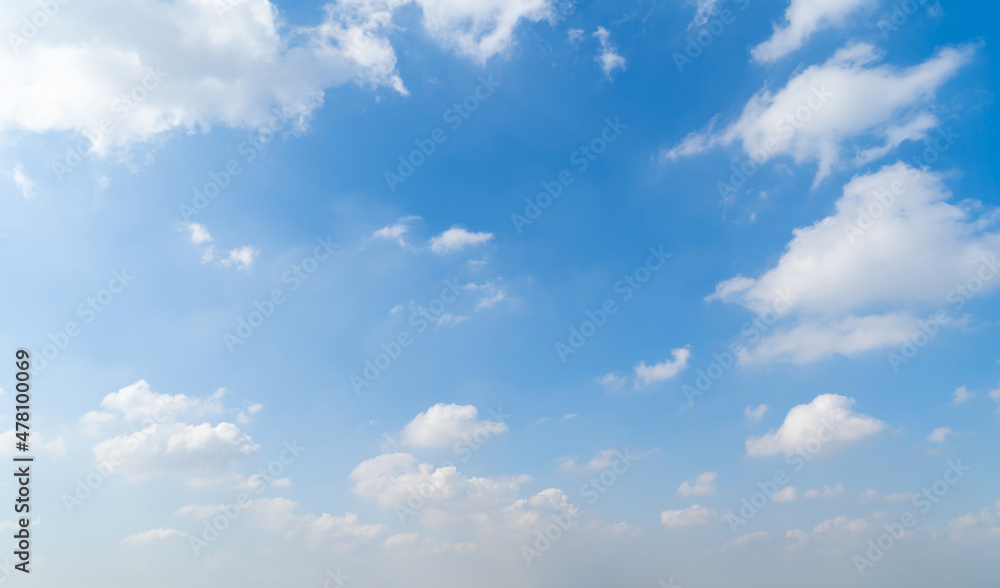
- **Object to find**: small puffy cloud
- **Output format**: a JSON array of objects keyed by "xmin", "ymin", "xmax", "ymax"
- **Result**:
[
  {"xmin": 746, "ymin": 394, "xmax": 885, "ymax": 458},
  {"xmin": 598, "ymin": 373, "xmax": 629, "ymax": 391},
  {"xmin": 559, "ymin": 449, "xmax": 652, "ymax": 472},
  {"xmin": 745, "ymin": 404, "xmax": 769, "ymax": 422},
  {"xmin": 803, "ymin": 484, "xmax": 844, "ymax": 499},
  {"xmin": 593, "ymin": 27, "xmax": 625, "ymax": 79},
  {"xmin": 751, "ymin": 0, "xmax": 873, "ymax": 63},
  {"xmin": 219, "ymin": 246, "xmax": 259, "ymax": 272},
  {"xmin": 708, "ymin": 164, "xmax": 1000, "ymax": 365},
  {"xmin": 371, "ymin": 223, "xmax": 411, "ymax": 247},
  {"xmin": 813, "ymin": 516, "xmax": 868, "ymax": 535},
  {"xmin": 952, "ymin": 386, "xmax": 976, "ymax": 404},
  {"xmin": 633, "ymin": 347, "xmax": 691, "ymax": 387},
  {"xmin": 397, "ymin": 404, "xmax": 508, "ymax": 448},
  {"xmin": 121, "ymin": 528, "xmax": 188, "ymax": 544},
  {"xmin": 8, "ymin": 163, "xmax": 34, "ymax": 199},
  {"xmin": 429, "ymin": 226, "xmax": 494, "ymax": 254},
  {"xmin": 87, "ymin": 380, "xmax": 225, "ymax": 426},
  {"xmin": 677, "ymin": 472, "xmax": 718, "ymax": 497},
  {"xmin": 928, "ymin": 426, "xmax": 952, "ymax": 443},
  {"xmin": 660, "ymin": 504, "xmax": 720, "ymax": 528},
  {"xmin": 662, "ymin": 44, "xmax": 974, "ymax": 183},
  {"xmin": 947, "ymin": 499, "xmax": 1000, "ymax": 540},
  {"xmin": 772, "ymin": 486, "xmax": 798, "ymax": 502},
  {"xmin": 242, "ymin": 498, "xmax": 385, "ymax": 549},
  {"xmin": 567, "ymin": 28, "xmax": 585, "ymax": 44},
  {"xmin": 184, "ymin": 223, "xmax": 213, "ymax": 245}
]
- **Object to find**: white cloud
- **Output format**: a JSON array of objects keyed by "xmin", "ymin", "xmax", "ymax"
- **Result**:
[
  {"xmin": 709, "ymin": 163, "xmax": 1000, "ymax": 364},
  {"xmin": 677, "ymin": 472, "xmax": 718, "ymax": 497},
  {"xmin": 86, "ymin": 381, "xmax": 259, "ymax": 486},
  {"xmin": 567, "ymin": 28, "xmax": 585, "ymax": 44},
  {"xmin": 349, "ymin": 453, "xmax": 528, "ymax": 517},
  {"xmin": 593, "ymin": 27, "xmax": 625, "ymax": 79},
  {"xmin": 218, "ymin": 245, "xmax": 259, "ymax": 272},
  {"xmin": 184, "ymin": 222, "xmax": 213, "ymax": 245},
  {"xmin": 397, "ymin": 404, "xmax": 507, "ymax": 448},
  {"xmin": 429, "ymin": 226, "xmax": 494, "ymax": 254},
  {"xmin": 660, "ymin": 504, "xmax": 719, "ymax": 528},
  {"xmin": 663, "ymin": 44, "xmax": 974, "ymax": 183},
  {"xmin": 94, "ymin": 421, "xmax": 259, "ymax": 485},
  {"xmin": 772, "ymin": 486, "xmax": 798, "ymax": 502},
  {"xmin": 370, "ymin": 223, "xmax": 412, "ymax": 247},
  {"xmin": 633, "ymin": 347, "xmax": 691, "ymax": 387},
  {"xmin": 8, "ymin": 162, "xmax": 34, "ymax": 199},
  {"xmin": 121, "ymin": 528, "xmax": 188, "ymax": 544},
  {"xmin": 813, "ymin": 516, "xmax": 868, "ymax": 534},
  {"xmin": 928, "ymin": 426, "xmax": 952, "ymax": 443},
  {"xmin": 745, "ymin": 404, "xmax": 769, "ymax": 422},
  {"xmin": 1, "ymin": 0, "xmax": 553, "ymax": 151},
  {"xmin": 598, "ymin": 372, "xmax": 628, "ymax": 391},
  {"xmin": 559, "ymin": 448, "xmax": 652, "ymax": 472},
  {"xmin": 751, "ymin": 0, "xmax": 873, "ymax": 63},
  {"xmin": 241, "ymin": 497, "xmax": 385, "ymax": 548},
  {"xmin": 952, "ymin": 386, "xmax": 975, "ymax": 404},
  {"xmin": 947, "ymin": 499, "xmax": 1000, "ymax": 540},
  {"xmin": 803, "ymin": 484, "xmax": 844, "ymax": 499},
  {"xmin": 746, "ymin": 394, "xmax": 885, "ymax": 458},
  {"xmin": 720, "ymin": 530, "xmax": 768, "ymax": 550},
  {"xmin": 689, "ymin": 0, "xmax": 724, "ymax": 30}
]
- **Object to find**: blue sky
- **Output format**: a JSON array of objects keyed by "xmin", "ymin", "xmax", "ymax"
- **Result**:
[{"xmin": 1, "ymin": 0, "xmax": 999, "ymax": 586}]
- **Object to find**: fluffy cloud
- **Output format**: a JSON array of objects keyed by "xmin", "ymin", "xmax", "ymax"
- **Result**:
[
  {"xmin": 429, "ymin": 226, "xmax": 494, "ymax": 254},
  {"xmin": 751, "ymin": 0, "xmax": 873, "ymax": 63},
  {"xmin": 708, "ymin": 164, "xmax": 1000, "ymax": 364},
  {"xmin": 633, "ymin": 347, "xmax": 691, "ymax": 387},
  {"xmin": 121, "ymin": 528, "xmax": 188, "ymax": 544},
  {"xmin": 660, "ymin": 504, "xmax": 720, "ymax": 528},
  {"xmin": 218, "ymin": 245, "xmax": 259, "ymax": 272},
  {"xmin": 397, "ymin": 404, "xmax": 508, "ymax": 448},
  {"xmin": 928, "ymin": 426, "xmax": 952, "ymax": 443},
  {"xmin": 94, "ymin": 421, "xmax": 259, "ymax": 485},
  {"xmin": 947, "ymin": 499, "xmax": 1000, "ymax": 540},
  {"xmin": 745, "ymin": 404, "xmax": 769, "ymax": 422},
  {"xmin": 952, "ymin": 386, "xmax": 976, "ymax": 404},
  {"xmin": 1, "ymin": 0, "xmax": 553, "ymax": 152},
  {"xmin": 689, "ymin": 0, "xmax": 724, "ymax": 29},
  {"xmin": 593, "ymin": 27, "xmax": 625, "ymax": 79},
  {"xmin": 677, "ymin": 472, "xmax": 718, "ymax": 497},
  {"xmin": 663, "ymin": 44, "xmax": 974, "ymax": 183},
  {"xmin": 349, "ymin": 452, "xmax": 528, "ymax": 517},
  {"xmin": 86, "ymin": 380, "xmax": 259, "ymax": 485},
  {"xmin": 184, "ymin": 222, "xmax": 213, "ymax": 245},
  {"xmin": 746, "ymin": 394, "xmax": 885, "ymax": 458}
]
